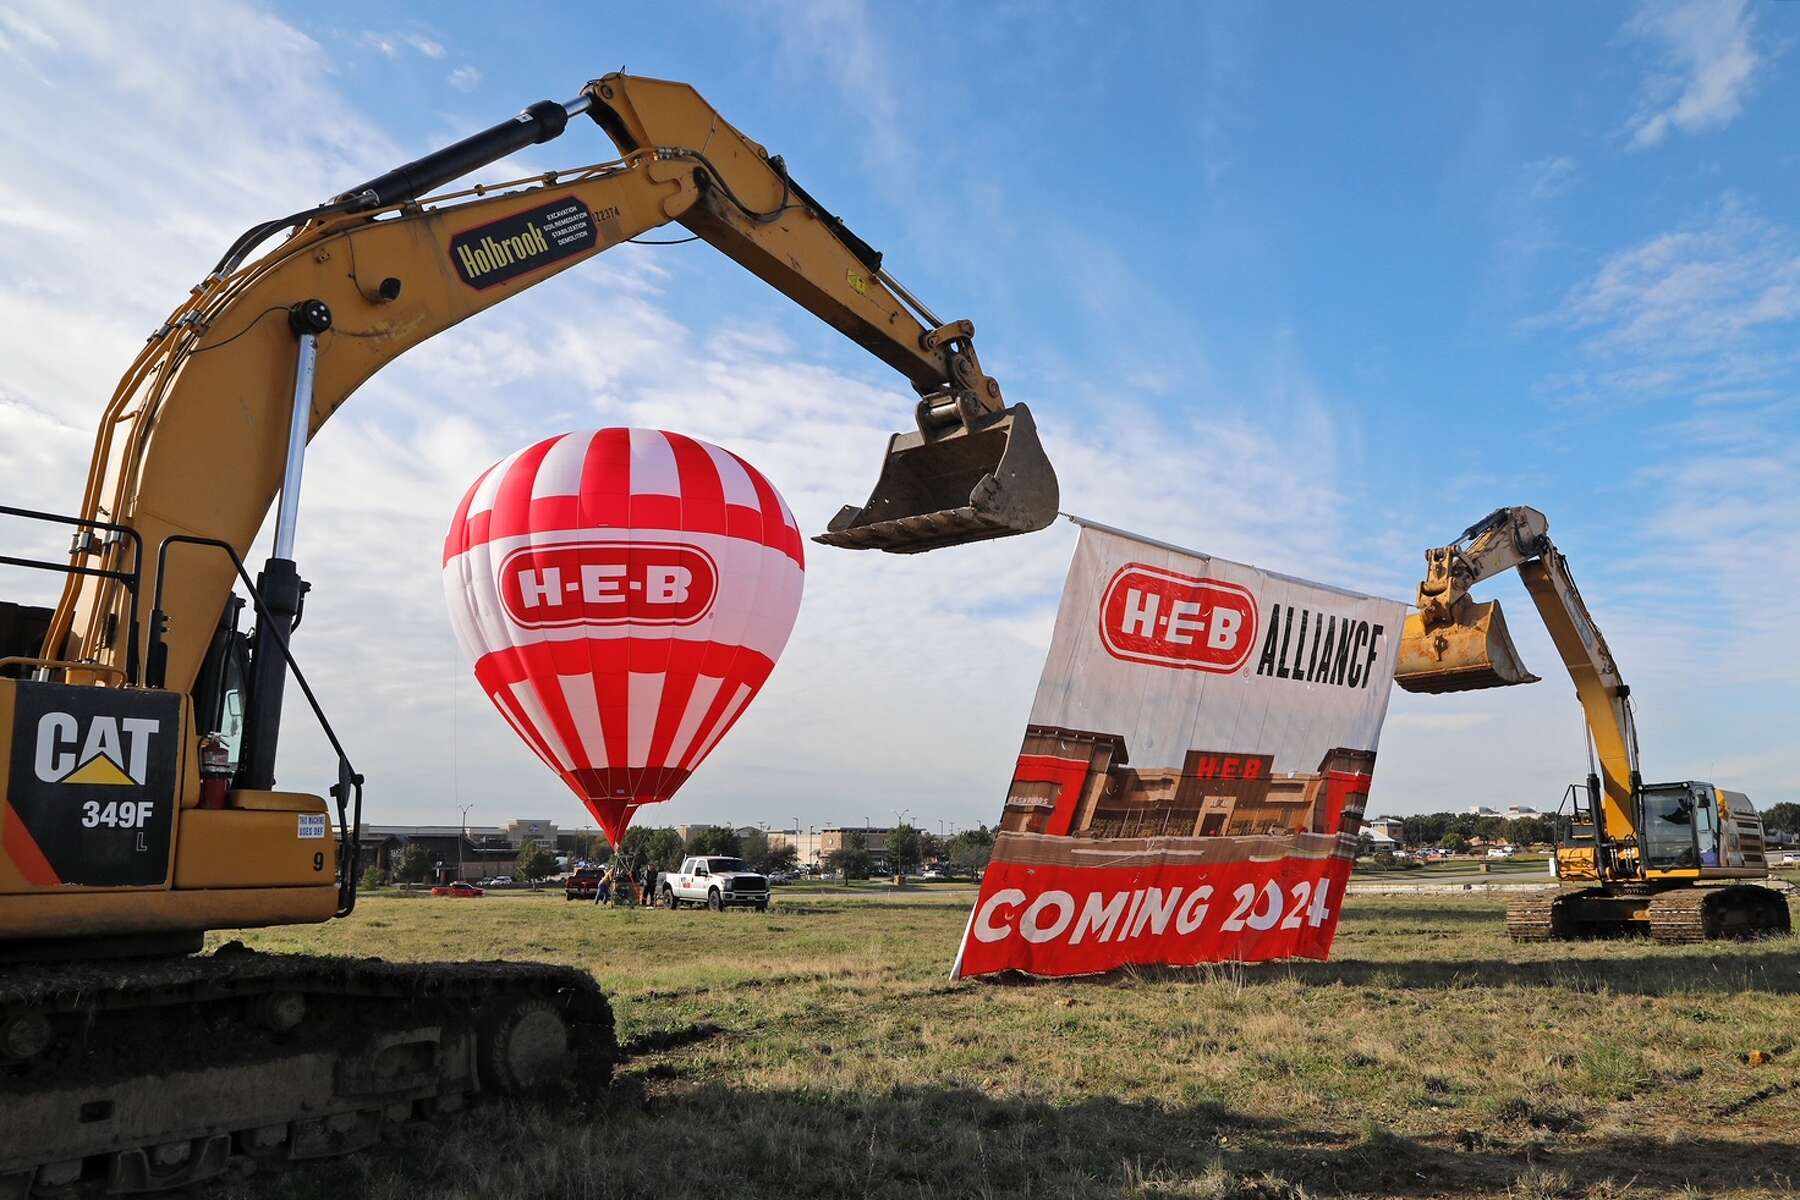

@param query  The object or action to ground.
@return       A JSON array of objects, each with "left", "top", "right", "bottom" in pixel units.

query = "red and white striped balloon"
[{"left": 443, "top": 428, "right": 805, "bottom": 843}]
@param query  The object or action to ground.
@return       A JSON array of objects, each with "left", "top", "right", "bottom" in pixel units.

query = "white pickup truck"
[{"left": 662, "top": 856, "right": 770, "bottom": 912}]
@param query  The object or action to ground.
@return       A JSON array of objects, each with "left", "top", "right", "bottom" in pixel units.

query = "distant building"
[
  {"left": 1467, "top": 805, "right": 1544, "bottom": 823},
  {"left": 761, "top": 827, "right": 894, "bottom": 868},
  {"left": 359, "top": 824, "right": 518, "bottom": 883},
  {"left": 769, "top": 828, "right": 826, "bottom": 866},
  {"left": 1362, "top": 816, "right": 1405, "bottom": 847},
  {"left": 505, "top": 818, "right": 559, "bottom": 848}
]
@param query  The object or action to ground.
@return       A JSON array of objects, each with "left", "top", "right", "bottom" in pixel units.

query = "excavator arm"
[
  {"left": 42, "top": 73, "right": 1058, "bottom": 708},
  {"left": 1395, "top": 506, "right": 1641, "bottom": 845}
]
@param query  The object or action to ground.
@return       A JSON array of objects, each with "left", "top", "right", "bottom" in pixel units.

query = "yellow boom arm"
[
  {"left": 43, "top": 73, "right": 1057, "bottom": 701},
  {"left": 1395, "top": 506, "right": 1641, "bottom": 841}
]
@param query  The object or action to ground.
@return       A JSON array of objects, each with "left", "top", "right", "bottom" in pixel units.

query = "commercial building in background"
[
  {"left": 1468, "top": 805, "right": 1544, "bottom": 821},
  {"left": 505, "top": 818, "right": 559, "bottom": 847},
  {"left": 1362, "top": 816, "right": 1406, "bottom": 847},
  {"left": 767, "top": 826, "right": 890, "bottom": 868},
  {"left": 359, "top": 825, "right": 519, "bottom": 882},
  {"left": 358, "top": 818, "right": 571, "bottom": 882}
]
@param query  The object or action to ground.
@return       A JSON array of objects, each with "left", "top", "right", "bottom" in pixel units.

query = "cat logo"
[{"left": 34, "top": 712, "right": 159, "bottom": 787}]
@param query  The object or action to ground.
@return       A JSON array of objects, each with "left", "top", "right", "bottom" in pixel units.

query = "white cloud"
[
  {"left": 1623, "top": 0, "right": 1765, "bottom": 149},
  {"left": 1519, "top": 187, "right": 1800, "bottom": 803},
  {"left": 767, "top": 0, "right": 910, "bottom": 177},
  {"left": 1549, "top": 196, "right": 1800, "bottom": 369},
  {"left": 1521, "top": 155, "right": 1576, "bottom": 203},
  {"left": 447, "top": 65, "right": 481, "bottom": 92},
  {"left": 358, "top": 30, "right": 445, "bottom": 60}
]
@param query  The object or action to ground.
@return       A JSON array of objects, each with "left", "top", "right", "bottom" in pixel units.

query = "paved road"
[{"left": 1354, "top": 868, "right": 1555, "bottom": 887}]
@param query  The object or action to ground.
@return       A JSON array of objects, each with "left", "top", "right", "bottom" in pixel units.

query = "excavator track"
[
  {"left": 1648, "top": 885, "right": 1794, "bottom": 944},
  {"left": 0, "top": 945, "right": 616, "bottom": 1197},
  {"left": 1506, "top": 888, "right": 1582, "bottom": 942}
]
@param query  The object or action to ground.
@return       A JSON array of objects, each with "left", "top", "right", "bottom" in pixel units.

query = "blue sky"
[{"left": 2, "top": 0, "right": 1795, "bottom": 832}]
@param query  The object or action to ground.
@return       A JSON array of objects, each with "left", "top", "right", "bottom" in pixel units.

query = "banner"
[{"left": 951, "top": 520, "right": 1406, "bottom": 979}]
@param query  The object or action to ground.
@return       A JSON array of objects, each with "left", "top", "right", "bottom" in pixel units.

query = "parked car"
[
  {"left": 430, "top": 881, "right": 484, "bottom": 898},
  {"left": 564, "top": 868, "right": 603, "bottom": 901},
  {"left": 1485, "top": 847, "right": 1516, "bottom": 859},
  {"left": 489, "top": 875, "right": 514, "bottom": 886},
  {"left": 662, "top": 856, "right": 769, "bottom": 911}
]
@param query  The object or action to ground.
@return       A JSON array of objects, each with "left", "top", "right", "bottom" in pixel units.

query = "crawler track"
[
  {"left": 1505, "top": 888, "right": 1583, "bottom": 941},
  {"left": 0, "top": 945, "right": 616, "bottom": 1196},
  {"left": 1507, "top": 884, "right": 1792, "bottom": 942},
  {"left": 1648, "top": 885, "right": 1792, "bottom": 944}
]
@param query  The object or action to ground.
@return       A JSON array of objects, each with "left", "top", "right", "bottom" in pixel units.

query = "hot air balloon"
[{"left": 442, "top": 428, "right": 805, "bottom": 843}]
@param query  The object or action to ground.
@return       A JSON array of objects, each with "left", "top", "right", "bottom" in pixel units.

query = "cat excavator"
[
  {"left": 0, "top": 73, "right": 1057, "bottom": 1193},
  {"left": 1395, "top": 506, "right": 1791, "bottom": 942}
]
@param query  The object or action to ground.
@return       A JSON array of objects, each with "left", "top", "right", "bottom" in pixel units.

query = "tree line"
[
  {"left": 1398, "top": 812, "right": 1564, "bottom": 850},
  {"left": 366, "top": 819, "right": 1005, "bottom": 889}
]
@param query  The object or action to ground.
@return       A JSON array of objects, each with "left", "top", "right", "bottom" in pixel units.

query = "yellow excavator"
[
  {"left": 0, "top": 73, "right": 1057, "bottom": 1192},
  {"left": 1396, "top": 506, "right": 1791, "bottom": 942}
]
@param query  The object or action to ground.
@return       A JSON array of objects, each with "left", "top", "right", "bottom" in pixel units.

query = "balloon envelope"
[{"left": 443, "top": 428, "right": 805, "bottom": 842}]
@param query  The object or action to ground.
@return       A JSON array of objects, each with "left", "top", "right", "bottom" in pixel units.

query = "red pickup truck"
[{"left": 564, "top": 868, "right": 603, "bottom": 901}]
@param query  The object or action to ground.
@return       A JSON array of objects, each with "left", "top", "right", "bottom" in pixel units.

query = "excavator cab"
[
  {"left": 815, "top": 401, "right": 1059, "bottom": 553},
  {"left": 1395, "top": 596, "right": 1540, "bottom": 693}
]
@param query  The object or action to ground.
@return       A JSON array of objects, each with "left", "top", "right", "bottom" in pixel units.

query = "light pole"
[{"left": 457, "top": 803, "right": 473, "bottom": 881}]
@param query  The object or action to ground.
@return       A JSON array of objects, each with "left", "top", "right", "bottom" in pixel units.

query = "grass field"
[{"left": 212, "top": 888, "right": 1800, "bottom": 1200}]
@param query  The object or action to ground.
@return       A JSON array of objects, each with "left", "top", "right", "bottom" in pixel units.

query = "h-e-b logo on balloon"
[{"left": 499, "top": 541, "right": 718, "bottom": 629}]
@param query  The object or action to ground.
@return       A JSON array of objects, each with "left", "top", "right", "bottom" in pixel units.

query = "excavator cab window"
[
  {"left": 218, "top": 686, "right": 246, "bottom": 772},
  {"left": 1640, "top": 786, "right": 1698, "bottom": 870},
  {"left": 1693, "top": 789, "right": 1721, "bottom": 867},
  {"left": 193, "top": 593, "right": 250, "bottom": 774}
]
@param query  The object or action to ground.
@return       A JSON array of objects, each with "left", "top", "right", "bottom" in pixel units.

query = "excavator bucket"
[
  {"left": 814, "top": 403, "right": 1059, "bottom": 553},
  {"left": 1395, "top": 598, "right": 1541, "bottom": 693}
]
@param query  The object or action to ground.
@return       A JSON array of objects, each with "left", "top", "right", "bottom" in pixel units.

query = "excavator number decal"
[
  {"left": 80, "top": 800, "right": 157, "bottom": 830},
  {"left": 6, "top": 682, "right": 178, "bottom": 887},
  {"left": 449, "top": 195, "right": 600, "bottom": 290}
]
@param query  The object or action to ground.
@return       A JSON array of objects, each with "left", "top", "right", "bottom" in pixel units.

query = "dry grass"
[{"left": 214, "top": 890, "right": 1800, "bottom": 1199}]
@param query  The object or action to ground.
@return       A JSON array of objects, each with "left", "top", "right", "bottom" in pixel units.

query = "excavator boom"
[
  {"left": 1395, "top": 505, "right": 1636, "bottom": 837},
  {"left": 43, "top": 73, "right": 1058, "bottom": 702}
]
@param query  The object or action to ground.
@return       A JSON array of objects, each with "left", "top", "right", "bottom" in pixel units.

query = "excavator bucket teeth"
[
  {"left": 1396, "top": 598, "right": 1540, "bottom": 693},
  {"left": 813, "top": 403, "right": 1058, "bottom": 554}
]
